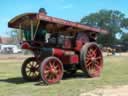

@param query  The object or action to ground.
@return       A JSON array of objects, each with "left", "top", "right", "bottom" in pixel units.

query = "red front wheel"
[
  {"left": 21, "top": 57, "right": 40, "bottom": 81},
  {"left": 40, "top": 57, "right": 64, "bottom": 84},
  {"left": 80, "top": 43, "right": 103, "bottom": 77}
]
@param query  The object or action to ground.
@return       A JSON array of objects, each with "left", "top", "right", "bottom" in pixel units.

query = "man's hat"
[{"left": 39, "top": 8, "right": 47, "bottom": 14}]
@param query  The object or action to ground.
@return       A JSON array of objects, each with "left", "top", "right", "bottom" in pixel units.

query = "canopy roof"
[{"left": 8, "top": 13, "right": 108, "bottom": 34}]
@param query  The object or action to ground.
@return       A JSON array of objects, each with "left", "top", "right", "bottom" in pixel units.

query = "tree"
[
  {"left": 9, "top": 29, "right": 21, "bottom": 44},
  {"left": 121, "top": 32, "right": 128, "bottom": 42},
  {"left": 80, "top": 9, "right": 126, "bottom": 45},
  {"left": 121, "top": 18, "right": 128, "bottom": 42},
  {"left": 122, "top": 18, "right": 128, "bottom": 29}
]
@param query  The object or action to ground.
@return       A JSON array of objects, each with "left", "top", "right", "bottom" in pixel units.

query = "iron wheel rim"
[
  {"left": 41, "top": 57, "right": 63, "bottom": 84},
  {"left": 85, "top": 44, "right": 103, "bottom": 77}
]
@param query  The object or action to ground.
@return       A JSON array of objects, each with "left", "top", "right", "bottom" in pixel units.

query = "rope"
[{"left": 34, "top": 20, "right": 40, "bottom": 39}]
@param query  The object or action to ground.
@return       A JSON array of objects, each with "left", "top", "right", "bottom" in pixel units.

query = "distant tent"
[
  {"left": 0, "top": 37, "right": 13, "bottom": 44},
  {"left": 0, "top": 37, "right": 2, "bottom": 43}
]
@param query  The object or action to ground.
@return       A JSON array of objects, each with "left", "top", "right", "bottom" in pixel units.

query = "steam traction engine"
[{"left": 8, "top": 9, "right": 108, "bottom": 84}]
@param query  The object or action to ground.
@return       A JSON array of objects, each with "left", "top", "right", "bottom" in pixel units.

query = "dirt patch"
[
  {"left": 80, "top": 85, "right": 128, "bottom": 96},
  {"left": 103, "top": 52, "right": 128, "bottom": 56},
  {"left": 0, "top": 54, "right": 32, "bottom": 60},
  {"left": 0, "top": 54, "right": 33, "bottom": 63}
]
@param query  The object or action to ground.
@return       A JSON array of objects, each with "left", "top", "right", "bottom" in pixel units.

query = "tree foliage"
[
  {"left": 10, "top": 29, "right": 21, "bottom": 44},
  {"left": 80, "top": 9, "right": 127, "bottom": 45},
  {"left": 121, "top": 32, "right": 128, "bottom": 42}
]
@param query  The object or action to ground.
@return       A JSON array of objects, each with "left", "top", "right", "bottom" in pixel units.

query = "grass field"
[{"left": 0, "top": 56, "right": 128, "bottom": 96}]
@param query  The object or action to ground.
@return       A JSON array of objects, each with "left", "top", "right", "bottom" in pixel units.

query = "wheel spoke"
[
  {"left": 35, "top": 71, "right": 39, "bottom": 75},
  {"left": 33, "top": 72, "right": 36, "bottom": 77},
  {"left": 45, "top": 65, "right": 50, "bottom": 70},
  {"left": 33, "top": 72, "right": 37, "bottom": 76},
  {"left": 53, "top": 75, "right": 57, "bottom": 80},
  {"left": 54, "top": 65, "right": 58, "bottom": 70},
  {"left": 51, "top": 74, "right": 56, "bottom": 80},
  {"left": 91, "top": 63, "right": 95, "bottom": 70},
  {"left": 32, "top": 61, "right": 34, "bottom": 66},
  {"left": 89, "top": 49, "right": 96, "bottom": 57},
  {"left": 26, "top": 65, "right": 31, "bottom": 69},
  {"left": 88, "top": 64, "right": 96, "bottom": 74},
  {"left": 28, "top": 71, "right": 32, "bottom": 76},
  {"left": 52, "top": 60, "right": 56, "bottom": 66},
  {"left": 44, "top": 70, "right": 50, "bottom": 74},
  {"left": 44, "top": 71, "right": 49, "bottom": 78},
  {"left": 49, "top": 74, "right": 53, "bottom": 80},
  {"left": 94, "top": 63, "right": 100, "bottom": 70},
  {"left": 35, "top": 64, "right": 39, "bottom": 68},
  {"left": 86, "top": 63, "right": 96, "bottom": 74},
  {"left": 96, "top": 56, "right": 102, "bottom": 60},
  {"left": 28, "top": 63, "right": 32, "bottom": 67},
  {"left": 26, "top": 70, "right": 30, "bottom": 73},
  {"left": 92, "top": 48, "right": 97, "bottom": 57},
  {"left": 33, "top": 62, "right": 36, "bottom": 67},
  {"left": 28, "top": 62, "right": 33, "bottom": 67},
  {"left": 55, "top": 63, "right": 59, "bottom": 69},
  {"left": 86, "top": 62, "right": 92, "bottom": 68},
  {"left": 92, "top": 51, "right": 97, "bottom": 57},
  {"left": 88, "top": 65, "right": 92, "bottom": 72},
  {"left": 86, "top": 57, "right": 91, "bottom": 61},
  {"left": 88, "top": 49, "right": 93, "bottom": 56},
  {"left": 32, "top": 62, "right": 35, "bottom": 67},
  {"left": 31, "top": 72, "right": 34, "bottom": 77},
  {"left": 95, "top": 61, "right": 101, "bottom": 69},
  {"left": 86, "top": 59, "right": 90, "bottom": 64},
  {"left": 49, "top": 61, "right": 53, "bottom": 67},
  {"left": 30, "top": 62, "right": 33, "bottom": 66}
]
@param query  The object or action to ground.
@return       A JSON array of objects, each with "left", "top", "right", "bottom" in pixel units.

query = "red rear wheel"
[
  {"left": 40, "top": 57, "right": 63, "bottom": 84},
  {"left": 80, "top": 43, "right": 103, "bottom": 77}
]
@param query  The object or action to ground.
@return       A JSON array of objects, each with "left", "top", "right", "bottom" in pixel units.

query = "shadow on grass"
[
  {"left": 63, "top": 72, "right": 88, "bottom": 80},
  {"left": 0, "top": 72, "right": 89, "bottom": 85},
  {"left": 0, "top": 77, "right": 49, "bottom": 86},
  {"left": 0, "top": 77, "right": 31, "bottom": 84},
  {"left": 35, "top": 72, "right": 89, "bottom": 86}
]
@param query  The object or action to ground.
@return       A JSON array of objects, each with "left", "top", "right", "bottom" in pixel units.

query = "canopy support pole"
[
  {"left": 34, "top": 20, "right": 40, "bottom": 39},
  {"left": 31, "top": 20, "right": 34, "bottom": 40},
  {"left": 19, "top": 24, "right": 22, "bottom": 41}
]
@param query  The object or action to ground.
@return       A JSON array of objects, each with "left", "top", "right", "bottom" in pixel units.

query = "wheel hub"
[
  {"left": 50, "top": 67, "right": 57, "bottom": 74},
  {"left": 30, "top": 67, "right": 37, "bottom": 72},
  {"left": 91, "top": 57, "right": 96, "bottom": 62}
]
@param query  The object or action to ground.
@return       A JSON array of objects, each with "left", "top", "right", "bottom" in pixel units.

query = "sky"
[{"left": 0, "top": 0, "right": 128, "bottom": 37}]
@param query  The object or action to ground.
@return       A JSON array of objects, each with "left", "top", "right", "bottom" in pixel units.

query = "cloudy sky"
[{"left": 0, "top": 0, "right": 128, "bottom": 36}]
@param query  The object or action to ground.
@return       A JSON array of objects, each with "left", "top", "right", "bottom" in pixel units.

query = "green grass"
[{"left": 0, "top": 56, "right": 128, "bottom": 96}]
